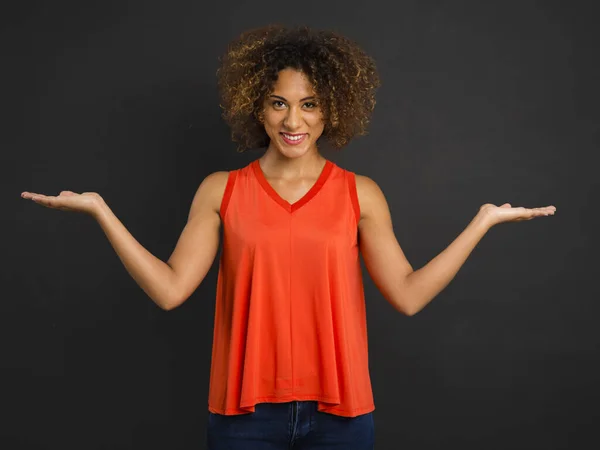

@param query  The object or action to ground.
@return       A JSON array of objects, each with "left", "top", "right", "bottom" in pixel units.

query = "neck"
[{"left": 259, "top": 146, "right": 326, "bottom": 179}]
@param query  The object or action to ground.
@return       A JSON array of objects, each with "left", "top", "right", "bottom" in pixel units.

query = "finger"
[
  {"left": 31, "top": 194, "right": 52, "bottom": 204},
  {"left": 529, "top": 208, "right": 554, "bottom": 217},
  {"left": 25, "top": 193, "right": 47, "bottom": 201},
  {"left": 32, "top": 195, "right": 62, "bottom": 208},
  {"left": 537, "top": 207, "right": 555, "bottom": 215}
]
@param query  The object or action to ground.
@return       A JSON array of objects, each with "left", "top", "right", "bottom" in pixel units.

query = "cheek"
[
  {"left": 311, "top": 115, "right": 325, "bottom": 130},
  {"left": 264, "top": 111, "right": 283, "bottom": 126},
  {"left": 314, "top": 111, "right": 325, "bottom": 125}
]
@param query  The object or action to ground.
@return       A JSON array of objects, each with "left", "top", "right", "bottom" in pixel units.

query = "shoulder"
[
  {"left": 354, "top": 173, "right": 389, "bottom": 225},
  {"left": 194, "top": 170, "right": 231, "bottom": 215},
  {"left": 354, "top": 173, "right": 379, "bottom": 192}
]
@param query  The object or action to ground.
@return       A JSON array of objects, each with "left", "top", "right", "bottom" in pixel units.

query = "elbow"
[
  {"left": 162, "top": 299, "right": 185, "bottom": 311},
  {"left": 401, "top": 305, "right": 418, "bottom": 317},
  {"left": 404, "top": 307, "right": 419, "bottom": 317},
  {"left": 393, "top": 273, "right": 418, "bottom": 316},
  {"left": 158, "top": 294, "right": 182, "bottom": 311},
  {"left": 392, "top": 299, "right": 414, "bottom": 316},
  {"left": 401, "top": 299, "right": 430, "bottom": 317},
  {"left": 394, "top": 298, "right": 420, "bottom": 317},
  {"left": 156, "top": 300, "right": 173, "bottom": 311},
  {"left": 160, "top": 281, "right": 186, "bottom": 311}
]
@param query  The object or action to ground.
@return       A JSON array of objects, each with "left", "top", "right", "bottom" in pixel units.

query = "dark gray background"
[{"left": 3, "top": 0, "right": 598, "bottom": 448}]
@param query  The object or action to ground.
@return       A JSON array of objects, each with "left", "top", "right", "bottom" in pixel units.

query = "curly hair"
[{"left": 216, "top": 24, "right": 381, "bottom": 152}]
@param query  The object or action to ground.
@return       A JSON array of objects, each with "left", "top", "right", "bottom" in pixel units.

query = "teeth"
[{"left": 283, "top": 134, "right": 304, "bottom": 141}]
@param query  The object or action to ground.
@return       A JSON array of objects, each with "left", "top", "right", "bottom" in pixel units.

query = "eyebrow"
[{"left": 269, "top": 95, "right": 317, "bottom": 102}]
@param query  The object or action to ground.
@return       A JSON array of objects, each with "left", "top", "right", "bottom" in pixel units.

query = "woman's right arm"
[{"left": 94, "top": 171, "right": 227, "bottom": 310}]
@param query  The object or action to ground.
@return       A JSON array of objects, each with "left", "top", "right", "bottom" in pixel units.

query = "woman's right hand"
[{"left": 21, "top": 190, "right": 103, "bottom": 218}]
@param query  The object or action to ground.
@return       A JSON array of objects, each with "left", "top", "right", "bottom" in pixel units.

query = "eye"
[
  {"left": 304, "top": 102, "right": 317, "bottom": 109},
  {"left": 272, "top": 100, "right": 286, "bottom": 108}
]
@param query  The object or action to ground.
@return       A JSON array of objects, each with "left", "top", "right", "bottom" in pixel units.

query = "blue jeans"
[{"left": 207, "top": 400, "right": 375, "bottom": 449}]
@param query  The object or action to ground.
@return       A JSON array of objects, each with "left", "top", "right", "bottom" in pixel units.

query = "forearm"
[
  {"left": 93, "top": 199, "right": 176, "bottom": 310},
  {"left": 404, "top": 212, "right": 491, "bottom": 315}
]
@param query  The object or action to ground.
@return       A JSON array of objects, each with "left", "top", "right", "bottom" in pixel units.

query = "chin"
[
  {"left": 278, "top": 145, "right": 313, "bottom": 158},
  {"left": 267, "top": 138, "right": 310, "bottom": 156}
]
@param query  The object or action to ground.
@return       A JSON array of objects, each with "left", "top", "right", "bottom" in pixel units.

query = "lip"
[{"left": 280, "top": 133, "right": 307, "bottom": 145}]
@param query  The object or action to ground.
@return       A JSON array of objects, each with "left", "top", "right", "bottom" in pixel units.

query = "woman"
[{"left": 21, "top": 25, "right": 555, "bottom": 450}]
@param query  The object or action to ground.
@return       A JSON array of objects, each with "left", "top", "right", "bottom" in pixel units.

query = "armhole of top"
[
  {"left": 346, "top": 171, "right": 361, "bottom": 226},
  {"left": 219, "top": 170, "right": 238, "bottom": 221}
]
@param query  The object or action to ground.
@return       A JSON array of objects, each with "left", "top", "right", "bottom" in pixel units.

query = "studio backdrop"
[{"left": 3, "top": 1, "right": 597, "bottom": 449}]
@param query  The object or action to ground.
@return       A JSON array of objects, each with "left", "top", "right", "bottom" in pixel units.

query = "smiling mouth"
[{"left": 280, "top": 133, "right": 307, "bottom": 145}]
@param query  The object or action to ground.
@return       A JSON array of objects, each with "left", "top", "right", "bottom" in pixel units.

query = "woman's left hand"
[{"left": 478, "top": 203, "right": 556, "bottom": 228}]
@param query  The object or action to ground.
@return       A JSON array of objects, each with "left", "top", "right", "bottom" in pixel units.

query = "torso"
[
  {"left": 262, "top": 177, "right": 320, "bottom": 205},
  {"left": 208, "top": 162, "right": 367, "bottom": 224}
]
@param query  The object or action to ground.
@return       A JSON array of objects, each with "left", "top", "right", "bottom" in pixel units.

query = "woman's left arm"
[{"left": 357, "top": 175, "right": 556, "bottom": 316}]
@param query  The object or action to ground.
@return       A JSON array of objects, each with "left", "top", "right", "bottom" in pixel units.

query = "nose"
[{"left": 283, "top": 106, "right": 302, "bottom": 130}]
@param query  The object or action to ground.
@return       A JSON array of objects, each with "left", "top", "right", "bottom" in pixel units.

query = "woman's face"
[{"left": 261, "top": 68, "right": 325, "bottom": 158}]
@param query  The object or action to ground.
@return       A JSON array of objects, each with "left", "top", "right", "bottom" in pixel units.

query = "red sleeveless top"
[{"left": 207, "top": 158, "right": 375, "bottom": 417}]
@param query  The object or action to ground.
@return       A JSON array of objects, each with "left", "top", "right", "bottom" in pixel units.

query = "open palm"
[
  {"left": 480, "top": 202, "right": 556, "bottom": 227},
  {"left": 21, "top": 190, "right": 102, "bottom": 217}
]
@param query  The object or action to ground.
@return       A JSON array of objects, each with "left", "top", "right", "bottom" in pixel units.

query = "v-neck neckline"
[{"left": 252, "top": 158, "right": 334, "bottom": 213}]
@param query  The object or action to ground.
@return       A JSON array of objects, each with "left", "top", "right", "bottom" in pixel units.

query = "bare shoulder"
[
  {"left": 189, "top": 170, "right": 230, "bottom": 221},
  {"left": 207, "top": 170, "right": 230, "bottom": 208},
  {"left": 354, "top": 173, "right": 389, "bottom": 225}
]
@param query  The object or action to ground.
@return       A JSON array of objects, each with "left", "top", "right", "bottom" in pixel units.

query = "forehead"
[{"left": 271, "top": 69, "right": 315, "bottom": 96}]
